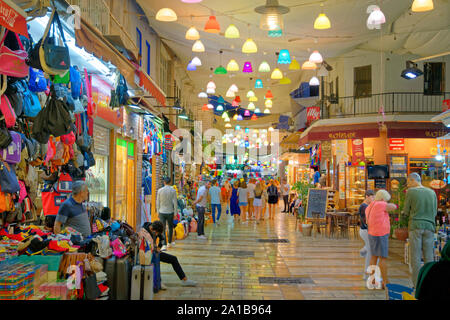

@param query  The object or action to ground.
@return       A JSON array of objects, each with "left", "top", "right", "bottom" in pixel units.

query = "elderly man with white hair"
[
  {"left": 365, "top": 189, "right": 397, "bottom": 289},
  {"left": 404, "top": 172, "right": 437, "bottom": 288},
  {"left": 193, "top": 180, "right": 210, "bottom": 240}
]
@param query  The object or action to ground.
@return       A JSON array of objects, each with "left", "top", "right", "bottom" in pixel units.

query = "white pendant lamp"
[
  {"left": 412, "top": 0, "right": 434, "bottom": 12},
  {"left": 309, "top": 76, "right": 320, "bottom": 86},
  {"left": 246, "top": 90, "right": 255, "bottom": 98},
  {"left": 185, "top": 26, "right": 200, "bottom": 40},
  {"left": 247, "top": 102, "right": 256, "bottom": 110},
  {"left": 366, "top": 5, "right": 386, "bottom": 30},
  {"left": 207, "top": 103, "right": 214, "bottom": 109},
  {"left": 258, "top": 61, "right": 271, "bottom": 72},
  {"left": 207, "top": 81, "right": 216, "bottom": 89},
  {"left": 229, "top": 84, "right": 239, "bottom": 92},
  {"left": 191, "top": 56, "right": 202, "bottom": 66},
  {"left": 226, "top": 90, "right": 235, "bottom": 98},
  {"left": 156, "top": 8, "right": 178, "bottom": 22},
  {"left": 198, "top": 91, "right": 208, "bottom": 98},
  {"left": 264, "top": 108, "right": 271, "bottom": 114},
  {"left": 309, "top": 50, "right": 323, "bottom": 63},
  {"left": 207, "top": 87, "right": 215, "bottom": 94},
  {"left": 192, "top": 40, "right": 205, "bottom": 52},
  {"left": 265, "top": 99, "right": 272, "bottom": 108}
]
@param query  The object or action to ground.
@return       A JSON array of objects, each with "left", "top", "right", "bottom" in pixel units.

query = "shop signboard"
[
  {"left": 321, "top": 141, "right": 332, "bottom": 160},
  {"left": 336, "top": 140, "right": 348, "bottom": 164},
  {"left": 389, "top": 138, "right": 405, "bottom": 151},
  {"left": 306, "top": 106, "right": 320, "bottom": 124},
  {"left": 430, "top": 180, "right": 446, "bottom": 189},
  {"left": 442, "top": 99, "right": 450, "bottom": 112},
  {"left": 305, "top": 188, "right": 328, "bottom": 219},
  {"left": 352, "top": 139, "right": 365, "bottom": 163},
  {"left": 0, "top": 0, "right": 28, "bottom": 38}
]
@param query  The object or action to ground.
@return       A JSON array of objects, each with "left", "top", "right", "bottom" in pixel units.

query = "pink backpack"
[
  {"left": 0, "top": 95, "right": 16, "bottom": 128},
  {"left": 0, "top": 30, "right": 29, "bottom": 78}
]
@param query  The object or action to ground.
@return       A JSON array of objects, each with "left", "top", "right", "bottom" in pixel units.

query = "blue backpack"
[
  {"left": 17, "top": 80, "right": 42, "bottom": 117},
  {"left": 28, "top": 67, "right": 47, "bottom": 92},
  {"left": 69, "top": 66, "right": 82, "bottom": 99}
]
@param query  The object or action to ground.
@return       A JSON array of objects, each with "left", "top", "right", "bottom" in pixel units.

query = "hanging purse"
[
  {"left": 0, "top": 131, "right": 21, "bottom": 164},
  {"left": 57, "top": 172, "right": 73, "bottom": 193},
  {"left": 0, "top": 30, "right": 29, "bottom": 78},
  {"left": 41, "top": 185, "right": 68, "bottom": 216},
  {"left": 0, "top": 94, "right": 16, "bottom": 128},
  {"left": 0, "top": 161, "right": 20, "bottom": 194},
  {"left": 37, "top": 9, "right": 70, "bottom": 75}
]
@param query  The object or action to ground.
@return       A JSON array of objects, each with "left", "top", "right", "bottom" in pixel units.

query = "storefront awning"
[
  {"left": 75, "top": 17, "right": 137, "bottom": 87},
  {"left": 299, "top": 123, "right": 380, "bottom": 146},
  {"left": 386, "top": 122, "right": 450, "bottom": 138},
  {"left": 281, "top": 131, "right": 303, "bottom": 148},
  {"left": 138, "top": 71, "right": 166, "bottom": 107}
]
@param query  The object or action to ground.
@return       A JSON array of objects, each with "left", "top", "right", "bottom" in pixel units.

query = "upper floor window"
[
  {"left": 146, "top": 41, "right": 151, "bottom": 76},
  {"left": 424, "top": 62, "right": 445, "bottom": 95},
  {"left": 136, "top": 27, "right": 142, "bottom": 67},
  {"left": 354, "top": 65, "right": 372, "bottom": 98}
]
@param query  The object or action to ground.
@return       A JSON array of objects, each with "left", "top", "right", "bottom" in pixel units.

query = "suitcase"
[
  {"left": 130, "top": 265, "right": 154, "bottom": 300},
  {"left": 103, "top": 256, "right": 131, "bottom": 300}
]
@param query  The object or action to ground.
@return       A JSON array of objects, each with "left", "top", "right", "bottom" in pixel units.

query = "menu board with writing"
[
  {"left": 306, "top": 189, "right": 328, "bottom": 219},
  {"left": 389, "top": 155, "right": 408, "bottom": 181}
]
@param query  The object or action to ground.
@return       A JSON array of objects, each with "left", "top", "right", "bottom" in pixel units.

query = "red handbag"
[
  {"left": 0, "top": 30, "right": 29, "bottom": 78},
  {"left": 57, "top": 172, "right": 73, "bottom": 193},
  {"left": 0, "top": 95, "right": 16, "bottom": 128},
  {"left": 42, "top": 187, "right": 68, "bottom": 216}
]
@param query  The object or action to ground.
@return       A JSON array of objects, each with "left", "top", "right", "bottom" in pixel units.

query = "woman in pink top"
[{"left": 365, "top": 189, "right": 397, "bottom": 289}]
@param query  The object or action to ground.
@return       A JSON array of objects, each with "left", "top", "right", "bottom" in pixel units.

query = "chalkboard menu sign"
[{"left": 306, "top": 189, "right": 328, "bottom": 219}]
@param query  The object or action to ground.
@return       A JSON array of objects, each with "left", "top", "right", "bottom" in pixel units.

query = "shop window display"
[
  {"left": 87, "top": 154, "right": 108, "bottom": 205},
  {"left": 346, "top": 165, "right": 366, "bottom": 208}
]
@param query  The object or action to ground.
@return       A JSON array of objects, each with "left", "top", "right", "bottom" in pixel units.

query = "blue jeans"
[
  {"left": 211, "top": 204, "right": 222, "bottom": 223},
  {"left": 409, "top": 228, "right": 435, "bottom": 287}
]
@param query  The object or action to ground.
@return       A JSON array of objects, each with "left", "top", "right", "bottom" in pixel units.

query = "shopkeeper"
[{"left": 54, "top": 181, "right": 91, "bottom": 237}]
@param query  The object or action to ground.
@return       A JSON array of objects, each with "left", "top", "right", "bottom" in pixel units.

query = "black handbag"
[
  {"left": 0, "top": 121, "right": 12, "bottom": 149},
  {"left": 83, "top": 273, "right": 102, "bottom": 300}
]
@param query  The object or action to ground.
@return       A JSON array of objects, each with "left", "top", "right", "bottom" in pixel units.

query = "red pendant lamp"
[
  {"left": 235, "top": 95, "right": 241, "bottom": 103},
  {"left": 265, "top": 90, "right": 274, "bottom": 99},
  {"left": 202, "top": 104, "right": 209, "bottom": 111},
  {"left": 251, "top": 114, "right": 258, "bottom": 121},
  {"left": 204, "top": 15, "right": 220, "bottom": 33}
]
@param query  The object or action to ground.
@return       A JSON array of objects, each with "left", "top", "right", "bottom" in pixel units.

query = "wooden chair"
[
  {"left": 348, "top": 212, "right": 360, "bottom": 239},
  {"left": 334, "top": 213, "right": 350, "bottom": 239},
  {"left": 311, "top": 212, "right": 327, "bottom": 237}
]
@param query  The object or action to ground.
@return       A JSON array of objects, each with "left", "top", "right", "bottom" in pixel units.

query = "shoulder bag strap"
[
  {"left": 42, "top": 9, "right": 56, "bottom": 43},
  {"left": 53, "top": 11, "right": 68, "bottom": 45}
]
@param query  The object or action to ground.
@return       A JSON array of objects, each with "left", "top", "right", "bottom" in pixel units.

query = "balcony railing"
[{"left": 321, "top": 92, "right": 450, "bottom": 119}]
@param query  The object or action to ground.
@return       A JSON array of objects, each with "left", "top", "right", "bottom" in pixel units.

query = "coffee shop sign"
[{"left": 328, "top": 132, "right": 357, "bottom": 139}]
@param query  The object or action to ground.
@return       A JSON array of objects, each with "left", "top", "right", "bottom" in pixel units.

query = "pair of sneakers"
[
  {"left": 198, "top": 235, "right": 207, "bottom": 240},
  {"left": 161, "top": 242, "right": 176, "bottom": 251}
]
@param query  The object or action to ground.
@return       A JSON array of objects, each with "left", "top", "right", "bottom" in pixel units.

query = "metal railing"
[{"left": 321, "top": 92, "right": 450, "bottom": 119}]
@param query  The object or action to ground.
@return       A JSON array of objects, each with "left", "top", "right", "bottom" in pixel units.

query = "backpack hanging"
[
  {"left": 28, "top": 67, "right": 48, "bottom": 93},
  {"left": 0, "top": 30, "right": 29, "bottom": 78}
]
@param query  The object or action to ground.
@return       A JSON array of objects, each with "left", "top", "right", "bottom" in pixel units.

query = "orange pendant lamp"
[{"left": 204, "top": 15, "right": 220, "bottom": 33}]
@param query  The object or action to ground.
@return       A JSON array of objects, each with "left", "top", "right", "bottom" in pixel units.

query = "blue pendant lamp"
[
  {"left": 255, "top": 79, "right": 263, "bottom": 88},
  {"left": 278, "top": 49, "right": 291, "bottom": 64}
]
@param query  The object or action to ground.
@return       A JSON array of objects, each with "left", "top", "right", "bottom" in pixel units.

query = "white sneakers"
[
  {"left": 198, "top": 235, "right": 207, "bottom": 240},
  {"left": 160, "top": 283, "right": 168, "bottom": 290},
  {"left": 171, "top": 242, "right": 176, "bottom": 246},
  {"left": 181, "top": 279, "right": 197, "bottom": 287},
  {"left": 161, "top": 245, "right": 167, "bottom": 251}
]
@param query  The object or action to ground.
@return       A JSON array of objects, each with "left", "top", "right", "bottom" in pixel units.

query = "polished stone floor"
[{"left": 154, "top": 205, "right": 412, "bottom": 300}]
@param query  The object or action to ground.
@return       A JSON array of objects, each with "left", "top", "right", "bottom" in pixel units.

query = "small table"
[{"left": 329, "top": 211, "right": 351, "bottom": 238}]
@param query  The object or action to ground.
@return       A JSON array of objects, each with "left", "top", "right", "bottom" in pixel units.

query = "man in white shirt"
[
  {"left": 247, "top": 178, "right": 256, "bottom": 219},
  {"left": 281, "top": 179, "right": 290, "bottom": 213},
  {"left": 193, "top": 181, "right": 210, "bottom": 240},
  {"left": 156, "top": 177, "right": 178, "bottom": 250}
]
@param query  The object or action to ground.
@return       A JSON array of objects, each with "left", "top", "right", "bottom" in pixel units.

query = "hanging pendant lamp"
[
  {"left": 254, "top": 107, "right": 261, "bottom": 113},
  {"left": 187, "top": 61, "right": 196, "bottom": 71},
  {"left": 247, "top": 90, "right": 255, "bottom": 98},
  {"left": 233, "top": 114, "right": 238, "bottom": 121},
  {"left": 255, "top": 79, "right": 263, "bottom": 88},
  {"left": 226, "top": 59, "right": 239, "bottom": 72},
  {"left": 207, "top": 81, "right": 216, "bottom": 89},
  {"left": 192, "top": 40, "right": 205, "bottom": 52},
  {"left": 242, "top": 39, "right": 258, "bottom": 53},
  {"left": 302, "top": 61, "right": 317, "bottom": 70},
  {"left": 249, "top": 96, "right": 258, "bottom": 102},
  {"left": 309, "top": 51, "right": 323, "bottom": 63},
  {"left": 244, "top": 110, "right": 251, "bottom": 117},
  {"left": 235, "top": 125, "right": 241, "bottom": 130},
  {"left": 309, "top": 76, "right": 320, "bottom": 86},
  {"left": 214, "top": 65, "right": 227, "bottom": 74},
  {"left": 367, "top": 5, "right": 386, "bottom": 30},
  {"left": 268, "top": 29, "right": 282, "bottom": 37},
  {"left": 235, "top": 96, "right": 241, "bottom": 103},
  {"left": 156, "top": 8, "right": 178, "bottom": 22},
  {"left": 289, "top": 58, "right": 300, "bottom": 70},
  {"left": 258, "top": 61, "right": 271, "bottom": 72},
  {"left": 412, "top": 0, "right": 434, "bottom": 12},
  {"left": 222, "top": 111, "right": 229, "bottom": 119},
  {"left": 216, "top": 104, "right": 224, "bottom": 111},
  {"left": 225, "top": 24, "right": 240, "bottom": 38},
  {"left": 251, "top": 114, "right": 258, "bottom": 121},
  {"left": 191, "top": 56, "right": 202, "bottom": 66},
  {"left": 206, "top": 87, "right": 215, "bottom": 94},
  {"left": 243, "top": 61, "right": 253, "bottom": 73},
  {"left": 255, "top": 0, "right": 290, "bottom": 31},
  {"left": 247, "top": 102, "right": 256, "bottom": 110},
  {"left": 226, "top": 90, "right": 235, "bottom": 98},
  {"left": 265, "top": 90, "right": 274, "bottom": 99},
  {"left": 264, "top": 108, "right": 271, "bottom": 114},
  {"left": 265, "top": 99, "right": 273, "bottom": 108},
  {"left": 271, "top": 68, "right": 283, "bottom": 79},
  {"left": 278, "top": 49, "right": 291, "bottom": 64},
  {"left": 207, "top": 103, "right": 214, "bottom": 109},
  {"left": 232, "top": 100, "right": 239, "bottom": 107},
  {"left": 237, "top": 114, "right": 243, "bottom": 121},
  {"left": 202, "top": 104, "right": 209, "bottom": 111},
  {"left": 217, "top": 96, "right": 225, "bottom": 104},
  {"left": 314, "top": 5, "right": 331, "bottom": 29},
  {"left": 204, "top": 16, "right": 220, "bottom": 33},
  {"left": 185, "top": 26, "right": 200, "bottom": 40},
  {"left": 198, "top": 91, "right": 208, "bottom": 98},
  {"left": 229, "top": 84, "right": 239, "bottom": 92},
  {"left": 225, "top": 123, "right": 232, "bottom": 128},
  {"left": 279, "top": 76, "right": 291, "bottom": 84}
]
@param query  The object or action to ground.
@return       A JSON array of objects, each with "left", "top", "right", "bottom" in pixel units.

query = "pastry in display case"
[{"left": 346, "top": 165, "right": 366, "bottom": 207}]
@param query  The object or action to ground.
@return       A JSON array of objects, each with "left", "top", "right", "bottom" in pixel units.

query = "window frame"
[
  {"left": 136, "top": 27, "right": 142, "bottom": 67},
  {"left": 353, "top": 65, "right": 372, "bottom": 99}
]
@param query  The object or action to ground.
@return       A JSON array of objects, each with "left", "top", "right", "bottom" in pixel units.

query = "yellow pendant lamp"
[
  {"left": 265, "top": 99, "right": 273, "bottom": 108},
  {"left": 224, "top": 24, "right": 240, "bottom": 38},
  {"left": 271, "top": 68, "right": 283, "bottom": 79},
  {"left": 249, "top": 96, "right": 258, "bottom": 102},
  {"left": 226, "top": 59, "right": 239, "bottom": 72},
  {"left": 242, "top": 38, "right": 258, "bottom": 53},
  {"left": 289, "top": 58, "right": 300, "bottom": 70},
  {"left": 412, "top": 0, "right": 434, "bottom": 12},
  {"left": 314, "top": 4, "right": 331, "bottom": 29},
  {"left": 185, "top": 26, "right": 200, "bottom": 40},
  {"left": 280, "top": 76, "right": 291, "bottom": 84},
  {"left": 302, "top": 61, "right": 317, "bottom": 70},
  {"left": 156, "top": 8, "right": 178, "bottom": 22}
]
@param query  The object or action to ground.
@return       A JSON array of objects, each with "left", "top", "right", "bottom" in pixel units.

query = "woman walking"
[
  {"left": 230, "top": 180, "right": 241, "bottom": 222},
  {"left": 220, "top": 181, "right": 231, "bottom": 219},
  {"left": 261, "top": 181, "right": 268, "bottom": 220},
  {"left": 365, "top": 189, "right": 397, "bottom": 289},
  {"left": 238, "top": 180, "right": 249, "bottom": 222},
  {"left": 267, "top": 180, "right": 279, "bottom": 220},
  {"left": 253, "top": 181, "right": 264, "bottom": 223}
]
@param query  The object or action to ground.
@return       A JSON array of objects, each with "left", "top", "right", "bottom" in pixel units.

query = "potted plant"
[{"left": 391, "top": 180, "right": 409, "bottom": 241}]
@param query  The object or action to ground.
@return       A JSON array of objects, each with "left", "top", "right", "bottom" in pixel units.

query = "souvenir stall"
[{"left": 0, "top": 3, "right": 140, "bottom": 301}]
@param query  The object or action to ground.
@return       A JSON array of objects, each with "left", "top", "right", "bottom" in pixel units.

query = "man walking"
[
  {"left": 156, "top": 177, "right": 178, "bottom": 251},
  {"left": 403, "top": 173, "right": 437, "bottom": 288},
  {"left": 208, "top": 180, "right": 222, "bottom": 225},
  {"left": 281, "top": 179, "right": 290, "bottom": 213},
  {"left": 193, "top": 181, "right": 210, "bottom": 240}
]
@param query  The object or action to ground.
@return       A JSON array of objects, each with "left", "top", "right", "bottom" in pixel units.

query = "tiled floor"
[{"left": 154, "top": 206, "right": 412, "bottom": 300}]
